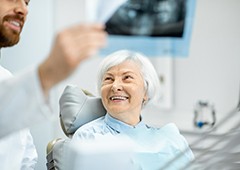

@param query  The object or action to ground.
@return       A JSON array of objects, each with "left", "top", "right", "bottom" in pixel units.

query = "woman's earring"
[{"left": 142, "top": 99, "right": 146, "bottom": 105}]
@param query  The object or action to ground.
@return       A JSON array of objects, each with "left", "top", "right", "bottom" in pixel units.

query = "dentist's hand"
[{"left": 38, "top": 23, "right": 107, "bottom": 95}]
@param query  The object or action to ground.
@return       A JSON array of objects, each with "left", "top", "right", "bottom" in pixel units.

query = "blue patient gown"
[{"left": 73, "top": 113, "right": 194, "bottom": 170}]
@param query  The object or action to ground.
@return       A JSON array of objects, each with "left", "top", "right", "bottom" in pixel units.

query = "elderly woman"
[{"left": 72, "top": 50, "right": 194, "bottom": 169}]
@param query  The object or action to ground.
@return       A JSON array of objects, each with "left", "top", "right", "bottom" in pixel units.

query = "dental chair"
[{"left": 46, "top": 85, "right": 106, "bottom": 170}]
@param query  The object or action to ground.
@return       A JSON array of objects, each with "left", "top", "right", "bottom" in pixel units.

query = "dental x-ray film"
[
  {"left": 104, "top": 0, "right": 186, "bottom": 37},
  {"left": 94, "top": 0, "right": 196, "bottom": 57}
]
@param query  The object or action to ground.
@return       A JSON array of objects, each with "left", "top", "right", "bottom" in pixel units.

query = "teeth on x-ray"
[{"left": 105, "top": 0, "right": 186, "bottom": 37}]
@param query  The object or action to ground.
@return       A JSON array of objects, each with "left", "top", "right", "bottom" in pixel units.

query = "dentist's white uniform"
[
  {"left": 0, "top": 66, "right": 53, "bottom": 138},
  {"left": 0, "top": 65, "right": 52, "bottom": 169}
]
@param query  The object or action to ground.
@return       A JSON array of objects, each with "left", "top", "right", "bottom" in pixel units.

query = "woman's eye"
[
  {"left": 104, "top": 77, "right": 113, "bottom": 81},
  {"left": 25, "top": 0, "right": 30, "bottom": 6},
  {"left": 124, "top": 75, "right": 133, "bottom": 80}
]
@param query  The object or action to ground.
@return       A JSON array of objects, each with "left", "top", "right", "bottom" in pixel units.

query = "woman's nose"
[{"left": 111, "top": 80, "right": 123, "bottom": 92}]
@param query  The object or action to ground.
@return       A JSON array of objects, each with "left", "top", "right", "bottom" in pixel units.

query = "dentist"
[{"left": 0, "top": 0, "right": 107, "bottom": 169}]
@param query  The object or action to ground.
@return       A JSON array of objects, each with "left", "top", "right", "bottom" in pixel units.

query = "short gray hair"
[{"left": 97, "top": 50, "right": 161, "bottom": 104}]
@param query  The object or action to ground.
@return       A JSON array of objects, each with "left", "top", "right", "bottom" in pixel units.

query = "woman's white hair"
[{"left": 97, "top": 50, "right": 161, "bottom": 104}]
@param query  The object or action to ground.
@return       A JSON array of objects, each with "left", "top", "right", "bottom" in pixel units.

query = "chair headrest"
[{"left": 59, "top": 85, "right": 106, "bottom": 137}]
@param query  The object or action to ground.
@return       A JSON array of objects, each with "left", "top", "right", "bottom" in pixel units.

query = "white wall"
[
  {"left": 144, "top": 0, "right": 240, "bottom": 131},
  {"left": 1, "top": 0, "right": 240, "bottom": 169}
]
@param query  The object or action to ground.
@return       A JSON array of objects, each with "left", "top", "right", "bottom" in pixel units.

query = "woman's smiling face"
[{"left": 101, "top": 60, "right": 148, "bottom": 125}]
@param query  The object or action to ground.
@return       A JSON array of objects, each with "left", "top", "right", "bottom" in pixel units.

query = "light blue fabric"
[{"left": 73, "top": 113, "right": 194, "bottom": 170}]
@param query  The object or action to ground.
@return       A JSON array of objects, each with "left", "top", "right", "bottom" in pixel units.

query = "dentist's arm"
[{"left": 0, "top": 23, "right": 107, "bottom": 138}]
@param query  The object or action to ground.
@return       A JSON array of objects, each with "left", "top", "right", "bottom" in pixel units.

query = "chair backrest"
[
  {"left": 46, "top": 85, "right": 106, "bottom": 170},
  {"left": 59, "top": 85, "right": 106, "bottom": 137}
]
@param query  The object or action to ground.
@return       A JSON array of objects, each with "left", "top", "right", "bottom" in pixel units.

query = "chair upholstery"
[
  {"left": 46, "top": 85, "right": 106, "bottom": 170},
  {"left": 46, "top": 138, "right": 70, "bottom": 170},
  {"left": 59, "top": 85, "right": 106, "bottom": 137}
]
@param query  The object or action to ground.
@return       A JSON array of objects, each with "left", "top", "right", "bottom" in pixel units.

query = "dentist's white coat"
[
  {"left": 0, "top": 66, "right": 53, "bottom": 138},
  {"left": 0, "top": 66, "right": 51, "bottom": 169}
]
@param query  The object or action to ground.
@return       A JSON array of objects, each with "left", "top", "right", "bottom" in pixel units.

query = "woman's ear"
[
  {"left": 143, "top": 96, "right": 148, "bottom": 102},
  {"left": 143, "top": 92, "right": 148, "bottom": 104}
]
